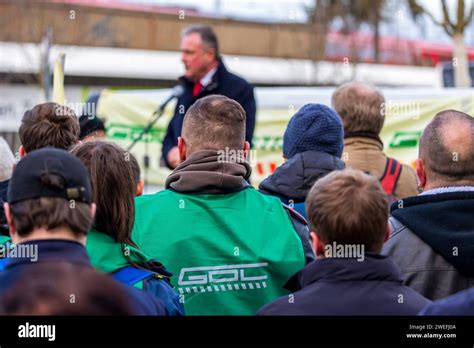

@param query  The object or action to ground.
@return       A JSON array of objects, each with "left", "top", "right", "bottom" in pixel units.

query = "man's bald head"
[
  {"left": 419, "top": 110, "right": 474, "bottom": 184},
  {"left": 181, "top": 95, "right": 246, "bottom": 155}
]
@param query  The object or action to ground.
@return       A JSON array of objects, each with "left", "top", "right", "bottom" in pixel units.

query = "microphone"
[{"left": 155, "top": 85, "right": 184, "bottom": 114}]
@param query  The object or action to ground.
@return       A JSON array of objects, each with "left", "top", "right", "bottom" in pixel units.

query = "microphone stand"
[
  {"left": 127, "top": 105, "right": 167, "bottom": 191},
  {"left": 127, "top": 106, "right": 166, "bottom": 152}
]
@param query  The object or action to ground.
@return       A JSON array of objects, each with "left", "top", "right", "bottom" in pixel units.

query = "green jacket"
[
  {"left": 0, "top": 235, "right": 10, "bottom": 246},
  {"left": 132, "top": 186, "right": 306, "bottom": 315},
  {"left": 86, "top": 228, "right": 155, "bottom": 289}
]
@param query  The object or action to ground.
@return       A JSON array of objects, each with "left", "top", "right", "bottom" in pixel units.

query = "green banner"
[{"left": 98, "top": 89, "right": 474, "bottom": 187}]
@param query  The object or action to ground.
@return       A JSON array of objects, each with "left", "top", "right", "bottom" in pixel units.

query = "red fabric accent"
[
  {"left": 380, "top": 158, "right": 402, "bottom": 195},
  {"left": 192, "top": 81, "right": 202, "bottom": 97}
]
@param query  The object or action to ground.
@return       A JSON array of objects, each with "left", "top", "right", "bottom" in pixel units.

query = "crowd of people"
[{"left": 0, "top": 78, "right": 473, "bottom": 316}]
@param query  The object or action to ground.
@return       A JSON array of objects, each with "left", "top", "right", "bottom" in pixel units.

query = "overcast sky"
[{"left": 125, "top": 0, "right": 473, "bottom": 46}]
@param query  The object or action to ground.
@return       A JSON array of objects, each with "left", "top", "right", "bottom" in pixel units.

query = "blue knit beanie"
[{"left": 283, "top": 103, "right": 344, "bottom": 159}]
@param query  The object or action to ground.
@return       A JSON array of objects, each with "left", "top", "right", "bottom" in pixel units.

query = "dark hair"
[
  {"left": 70, "top": 141, "right": 136, "bottom": 245},
  {"left": 419, "top": 109, "right": 474, "bottom": 182},
  {"left": 0, "top": 263, "right": 134, "bottom": 315},
  {"left": 19, "top": 102, "right": 80, "bottom": 152},
  {"left": 182, "top": 24, "right": 220, "bottom": 59},
  {"left": 9, "top": 197, "right": 93, "bottom": 238},
  {"left": 182, "top": 95, "right": 246, "bottom": 153},
  {"left": 129, "top": 153, "right": 141, "bottom": 186},
  {"left": 306, "top": 168, "right": 389, "bottom": 253}
]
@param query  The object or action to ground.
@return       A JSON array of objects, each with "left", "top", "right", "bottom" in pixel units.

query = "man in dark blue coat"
[
  {"left": 419, "top": 287, "right": 474, "bottom": 315},
  {"left": 0, "top": 148, "right": 167, "bottom": 315},
  {"left": 258, "top": 169, "right": 430, "bottom": 315},
  {"left": 162, "top": 25, "right": 256, "bottom": 169}
]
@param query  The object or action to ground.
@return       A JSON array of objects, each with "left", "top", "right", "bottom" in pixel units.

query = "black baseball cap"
[{"left": 7, "top": 147, "right": 92, "bottom": 204}]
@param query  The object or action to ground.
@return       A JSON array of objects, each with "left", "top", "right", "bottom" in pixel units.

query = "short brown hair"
[
  {"left": 182, "top": 95, "right": 246, "bottom": 153},
  {"left": 19, "top": 102, "right": 80, "bottom": 153},
  {"left": 9, "top": 197, "right": 93, "bottom": 238},
  {"left": 71, "top": 141, "right": 136, "bottom": 245},
  {"left": 306, "top": 168, "right": 389, "bottom": 253},
  {"left": 332, "top": 82, "right": 385, "bottom": 135},
  {"left": 419, "top": 109, "right": 474, "bottom": 182}
]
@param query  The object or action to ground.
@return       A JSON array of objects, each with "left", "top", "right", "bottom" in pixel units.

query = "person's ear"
[
  {"left": 416, "top": 159, "right": 426, "bottom": 190},
  {"left": 4, "top": 203, "right": 18, "bottom": 243},
  {"left": 136, "top": 179, "right": 145, "bottom": 197},
  {"left": 90, "top": 203, "right": 97, "bottom": 221},
  {"left": 384, "top": 223, "right": 390, "bottom": 243},
  {"left": 310, "top": 231, "right": 325, "bottom": 258},
  {"left": 243, "top": 141, "right": 250, "bottom": 159},
  {"left": 205, "top": 47, "right": 216, "bottom": 62},
  {"left": 19, "top": 145, "right": 26, "bottom": 158},
  {"left": 178, "top": 137, "right": 187, "bottom": 162}
]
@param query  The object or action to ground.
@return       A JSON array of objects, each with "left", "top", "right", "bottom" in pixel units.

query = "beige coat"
[{"left": 343, "top": 137, "right": 419, "bottom": 199}]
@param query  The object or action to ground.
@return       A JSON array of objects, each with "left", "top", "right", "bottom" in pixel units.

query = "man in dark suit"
[{"left": 162, "top": 25, "right": 256, "bottom": 169}]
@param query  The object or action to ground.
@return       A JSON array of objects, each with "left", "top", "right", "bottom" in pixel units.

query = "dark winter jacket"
[
  {"left": 0, "top": 240, "right": 167, "bottom": 315},
  {"left": 419, "top": 287, "right": 474, "bottom": 315},
  {"left": 259, "top": 150, "right": 344, "bottom": 219},
  {"left": 383, "top": 191, "right": 474, "bottom": 300},
  {"left": 258, "top": 253, "right": 430, "bottom": 315}
]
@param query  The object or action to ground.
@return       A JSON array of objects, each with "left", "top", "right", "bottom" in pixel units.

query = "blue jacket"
[
  {"left": 259, "top": 150, "right": 345, "bottom": 219},
  {"left": 258, "top": 254, "right": 430, "bottom": 315},
  {"left": 419, "top": 287, "right": 474, "bottom": 315},
  {"left": 0, "top": 240, "right": 167, "bottom": 315},
  {"left": 161, "top": 60, "right": 256, "bottom": 168}
]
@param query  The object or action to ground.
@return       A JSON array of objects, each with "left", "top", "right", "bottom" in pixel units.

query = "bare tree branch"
[
  {"left": 408, "top": 0, "right": 454, "bottom": 37},
  {"left": 441, "top": 0, "right": 455, "bottom": 30},
  {"left": 463, "top": 0, "right": 473, "bottom": 29}
]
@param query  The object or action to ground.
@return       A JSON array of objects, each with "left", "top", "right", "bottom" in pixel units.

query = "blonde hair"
[{"left": 332, "top": 82, "right": 385, "bottom": 135}]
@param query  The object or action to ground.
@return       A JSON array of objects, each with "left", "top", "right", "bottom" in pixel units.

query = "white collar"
[
  {"left": 419, "top": 186, "right": 474, "bottom": 196},
  {"left": 199, "top": 67, "right": 217, "bottom": 87}
]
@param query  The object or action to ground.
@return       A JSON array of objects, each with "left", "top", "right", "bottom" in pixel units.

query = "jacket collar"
[
  {"left": 4, "top": 239, "right": 91, "bottom": 270},
  {"left": 86, "top": 228, "right": 153, "bottom": 273},
  {"left": 299, "top": 253, "right": 403, "bottom": 288},
  {"left": 391, "top": 191, "right": 474, "bottom": 276},
  {"left": 391, "top": 190, "right": 474, "bottom": 213},
  {"left": 344, "top": 134, "right": 384, "bottom": 150},
  {"left": 259, "top": 150, "right": 345, "bottom": 202},
  {"left": 178, "top": 59, "right": 227, "bottom": 96},
  {"left": 166, "top": 149, "right": 251, "bottom": 194}
]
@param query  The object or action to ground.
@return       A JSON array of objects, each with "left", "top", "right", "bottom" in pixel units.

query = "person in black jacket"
[
  {"left": 419, "top": 287, "right": 474, "bottom": 315},
  {"left": 0, "top": 148, "right": 167, "bottom": 316},
  {"left": 259, "top": 103, "right": 345, "bottom": 219},
  {"left": 258, "top": 169, "right": 430, "bottom": 316},
  {"left": 162, "top": 25, "right": 256, "bottom": 169},
  {"left": 382, "top": 110, "right": 474, "bottom": 300}
]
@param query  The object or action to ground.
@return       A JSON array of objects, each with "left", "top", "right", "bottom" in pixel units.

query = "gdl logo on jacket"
[{"left": 177, "top": 262, "right": 268, "bottom": 294}]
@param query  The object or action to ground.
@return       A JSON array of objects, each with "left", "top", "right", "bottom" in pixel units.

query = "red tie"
[{"left": 192, "top": 81, "right": 202, "bottom": 97}]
